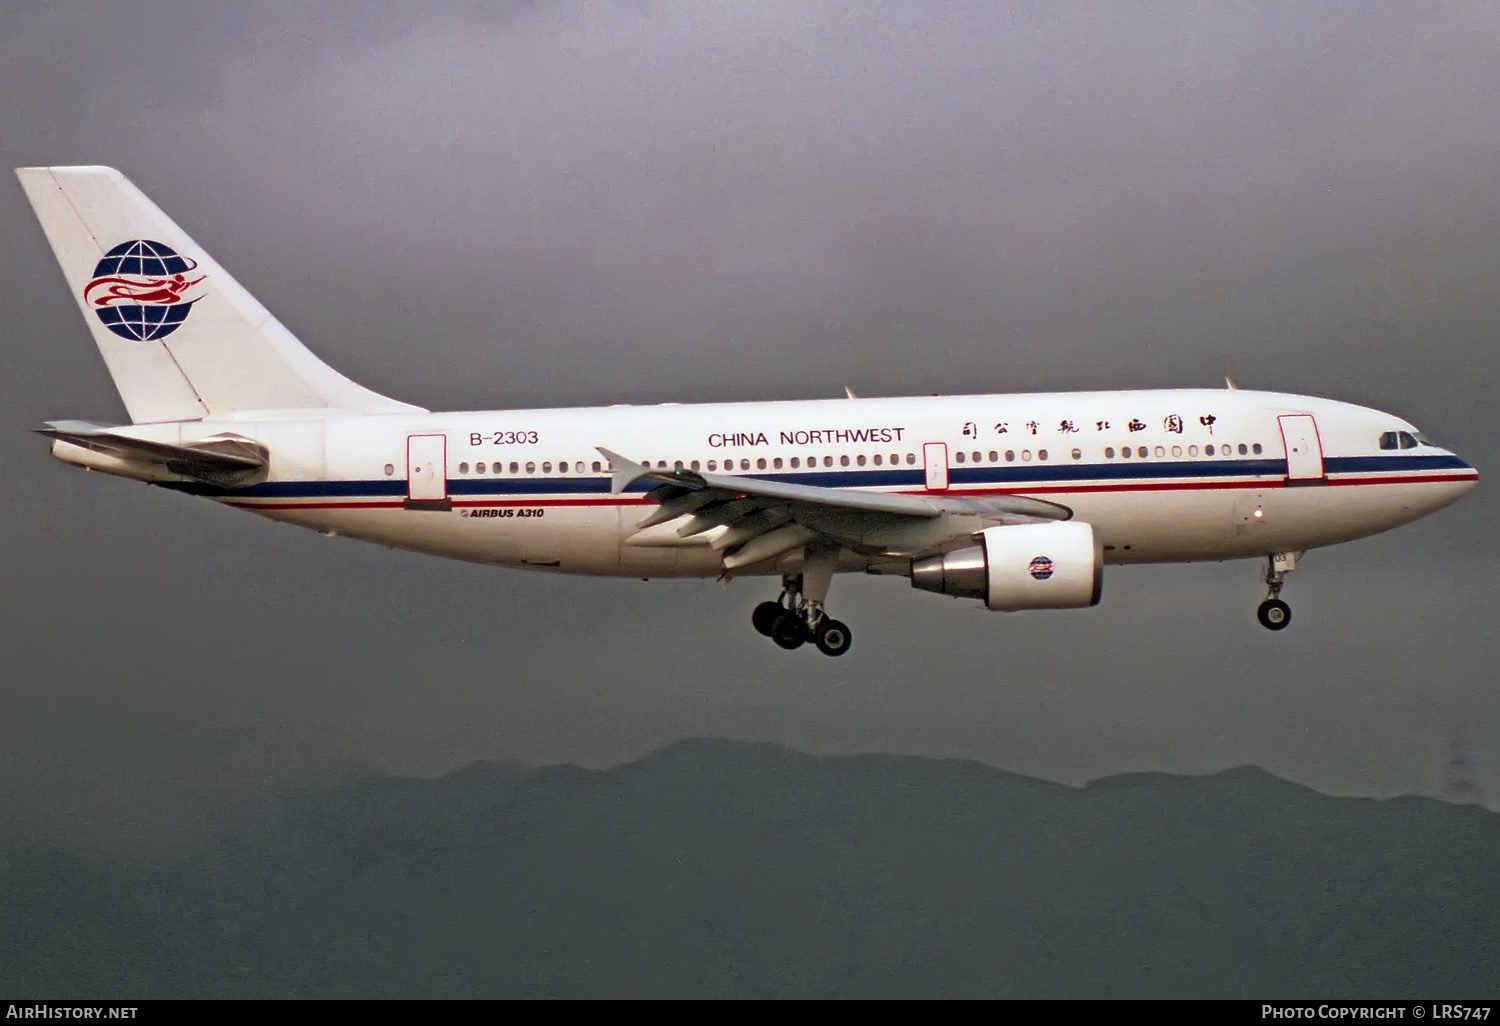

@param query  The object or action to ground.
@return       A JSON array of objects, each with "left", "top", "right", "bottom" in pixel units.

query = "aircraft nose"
[{"left": 1449, "top": 452, "right": 1479, "bottom": 493}]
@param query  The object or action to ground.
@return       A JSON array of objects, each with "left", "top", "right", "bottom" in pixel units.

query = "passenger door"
[
  {"left": 923, "top": 442, "right": 949, "bottom": 491},
  {"left": 405, "top": 433, "right": 452, "bottom": 510},
  {"left": 1278, "top": 415, "right": 1325, "bottom": 483}
]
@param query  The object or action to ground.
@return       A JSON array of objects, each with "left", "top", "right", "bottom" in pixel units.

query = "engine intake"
[{"left": 911, "top": 522, "right": 1103, "bottom": 611}]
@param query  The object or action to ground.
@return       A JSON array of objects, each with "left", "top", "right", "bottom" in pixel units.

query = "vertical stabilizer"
[{"left": 16, "top": 165, "right": 422, "bottom": 423}]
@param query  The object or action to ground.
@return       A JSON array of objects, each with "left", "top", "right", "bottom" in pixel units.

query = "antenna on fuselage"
[
  {"left": 1225, "top": 377, "right": 1239, "bottom": 390},
  {"left": 843, "top": 386, "right": 859, "bottom": 399}
]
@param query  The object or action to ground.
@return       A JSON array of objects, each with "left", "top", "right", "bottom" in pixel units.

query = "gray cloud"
[{"left": 1, "top": 1, "right": 1497, "bottom": 842}]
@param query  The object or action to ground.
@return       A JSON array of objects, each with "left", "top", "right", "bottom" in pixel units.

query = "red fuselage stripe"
[{"left": 219, "top": 471, "right": 1475, "bottom": 512}]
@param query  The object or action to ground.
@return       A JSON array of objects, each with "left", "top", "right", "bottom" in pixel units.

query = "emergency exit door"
[
  {"left": 405, "top": 434, "right": 452, "bottom": 510},
  {"left": 924, "top": 442, "right": 949, "bottom": 491},
  {"left": 1278, "top": 415, "right": 1325, "bottom": 483}
]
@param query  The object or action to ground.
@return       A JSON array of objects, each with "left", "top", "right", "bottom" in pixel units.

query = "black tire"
[
  {"left": 771, "top": 612, "right": 807, "bottom": 650},
  {"left": 814, "top": 619, "right": 853, "bottom": 657},
  {"left": 752, "top": 601, "right": 784, "bottom": 636},
  {"left": 1257, "top": 598, "right": 1292, "bottom": 631}
]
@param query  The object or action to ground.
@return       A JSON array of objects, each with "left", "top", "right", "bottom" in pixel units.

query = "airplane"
[{"left": 17, "top": 166, "right": 1479, "bottom": 657}]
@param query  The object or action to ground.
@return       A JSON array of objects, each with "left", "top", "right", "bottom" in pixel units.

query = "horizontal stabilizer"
[{"left": 37, "top": 420, "right": 268, "bottom": 485}]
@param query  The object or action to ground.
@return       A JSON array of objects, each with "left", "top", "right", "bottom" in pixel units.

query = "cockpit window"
[
  {"left": 1379, "top": 431, "right": 1399, "bottom": 450},
  {"left": 1398, "top": 431, "right": 1418, "bottom": 449},
  {"left": 1380, "top": 430, "right": 1421, "bottom": 450}
]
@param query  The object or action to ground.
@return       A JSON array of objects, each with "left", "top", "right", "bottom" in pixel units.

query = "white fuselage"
[{"left": 120, "top": 387, "right": 1475, "bottom": 580}]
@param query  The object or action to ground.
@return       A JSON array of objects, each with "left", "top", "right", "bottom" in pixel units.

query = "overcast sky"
[{"left": 2, "top": 1, "right": 1497, "bottom": 845}]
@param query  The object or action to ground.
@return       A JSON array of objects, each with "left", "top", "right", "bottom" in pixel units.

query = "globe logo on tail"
[{"left": 82, "top": 240, "right": 207, "bottom": 342}]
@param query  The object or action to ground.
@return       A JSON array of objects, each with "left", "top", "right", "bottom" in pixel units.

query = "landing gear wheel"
[
  {"left": 752, "top": 601, "right": 784, "bottom": 637},
  {"left": 1257, "top": 598, "right": 1292, "bottom": 631},
  {"left": 771, "top": 613, "right": 808, "bottom": 650},
  {"left": 814, "top": 619, "right": 853, "bottom": 657}
]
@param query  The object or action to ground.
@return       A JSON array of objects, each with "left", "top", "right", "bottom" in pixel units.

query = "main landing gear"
[
  {"left": 752, "top": 572, "right": 852, "bottom": 657},
  {"left": 1256, "top": 552, "right": 1297, "bottom": 631}
]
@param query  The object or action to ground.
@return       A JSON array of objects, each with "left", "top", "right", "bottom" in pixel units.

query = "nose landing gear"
[
  {"left": 1256, "top": 552, "right": 1298, "bottom": 631},
  {"left": 751, "top": 572, "right": 853, "bottom": 657}
]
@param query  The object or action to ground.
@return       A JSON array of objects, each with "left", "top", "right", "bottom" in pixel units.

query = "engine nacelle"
[{"left": 910, "top": 521, "right": 1103, "bottom": 611}]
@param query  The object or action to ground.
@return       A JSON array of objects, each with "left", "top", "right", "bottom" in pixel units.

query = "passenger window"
[
  {"left": 773, "top": 458, "right": 784, "bottom": 469},
  {"left": 510, "top": 462, "right": 519, "bottom": 474},
  {"left": 1071, "top": 448, "right": 1082, "bottom": 460},
  {"left": 1153, "top": 446, "right": 1165, "bottom": 458},
  {"left": 543, "top": 462, "right": 553, "bottom": 473},
  {"left": 790, "top": 457, "right": 801, "bottom": 468},
  {"left": 1021, "top": 450, "right": 1032, "bottom": 462},
  {"left": 1105, "top": 447, "right": 1115, "bottom": 459},
  {"left": 871, "top": 454, "right": 881, "bottom": 466},
  {"left": 955, "top": 451, "right": 966, "bottom": 464},
  {"left": 1137, "top": 447, "right": 1148, "bottom": 458},
  {"left": 1252, "top": 444, "right": 1262, "bottom": 455},
  {"left": 1038, "top": 449, "right": 1048, "bottom": 461},
  {"left": 906, "top": 453, "right": 916, "bottom": 465},
  {"left": 459, "top": 462, "right": 469, "bottom": 474},
  {"left": 1205, "top": 444, "right": 1215, "bottom": 456},
  {"left": 690, "top": 460, "right": 700, "bottom": 471},
  {"left": 988, "top": 451, "right": 999, "bottom": 462},
  {"left": 757, "top": 458, "right": 767, "bottom": 470},
  {"left": 1121, "top": 446, "right": 1131, "bottom": 459},
  {"left": 825, "top": 456, "right": 834, "bottom": 468},
  {"left": 1005, "top": 450, "right": 1016, "bottom": 462},
  {"left": 1237, "top": 444, "right": 1247, "bottom": 455},
  {"left": 840, "top": 455, "right": 850, "bottom": 467},
  {"left": 1188, "top": 446, "right": 1199, "bottom": 457},
  {"left": 1170, "top": 446, "right": 1181, "bottom": 457},
  {"left": 707, "top": 460, "right": 717, "bottom": 471},
  {"left": 558, "top": 462, "right": 568, "bottom": 474},
  {"left": 1379, "top": 432, "right": 1399, "bottom": 450},
  {"left": 525, "top": 461, "right": 536, "bottom": 474},
  {"left": 972, "top": 451, "right": 981, "bottom": 463},
  {"left": 856, "top": 455, "right": 867, "bottom": 466}
]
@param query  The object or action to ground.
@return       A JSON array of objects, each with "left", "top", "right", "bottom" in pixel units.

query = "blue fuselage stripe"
[{"left": 166, "top": 453, "right": 1472, "bottom": 500}]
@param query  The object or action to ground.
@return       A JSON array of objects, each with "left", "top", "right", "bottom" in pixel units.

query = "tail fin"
[{"left": 16, "top": 166, "right": 422, "bottom": 423}]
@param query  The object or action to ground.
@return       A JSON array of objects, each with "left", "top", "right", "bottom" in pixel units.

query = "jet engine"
[{"left": 910, "top": 522, "right": 1103, "bottom": 611}]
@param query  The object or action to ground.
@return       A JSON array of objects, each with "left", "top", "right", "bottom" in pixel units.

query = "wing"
[{"left": 597, "top": 447, "right": 1071, "bottom": 571}]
